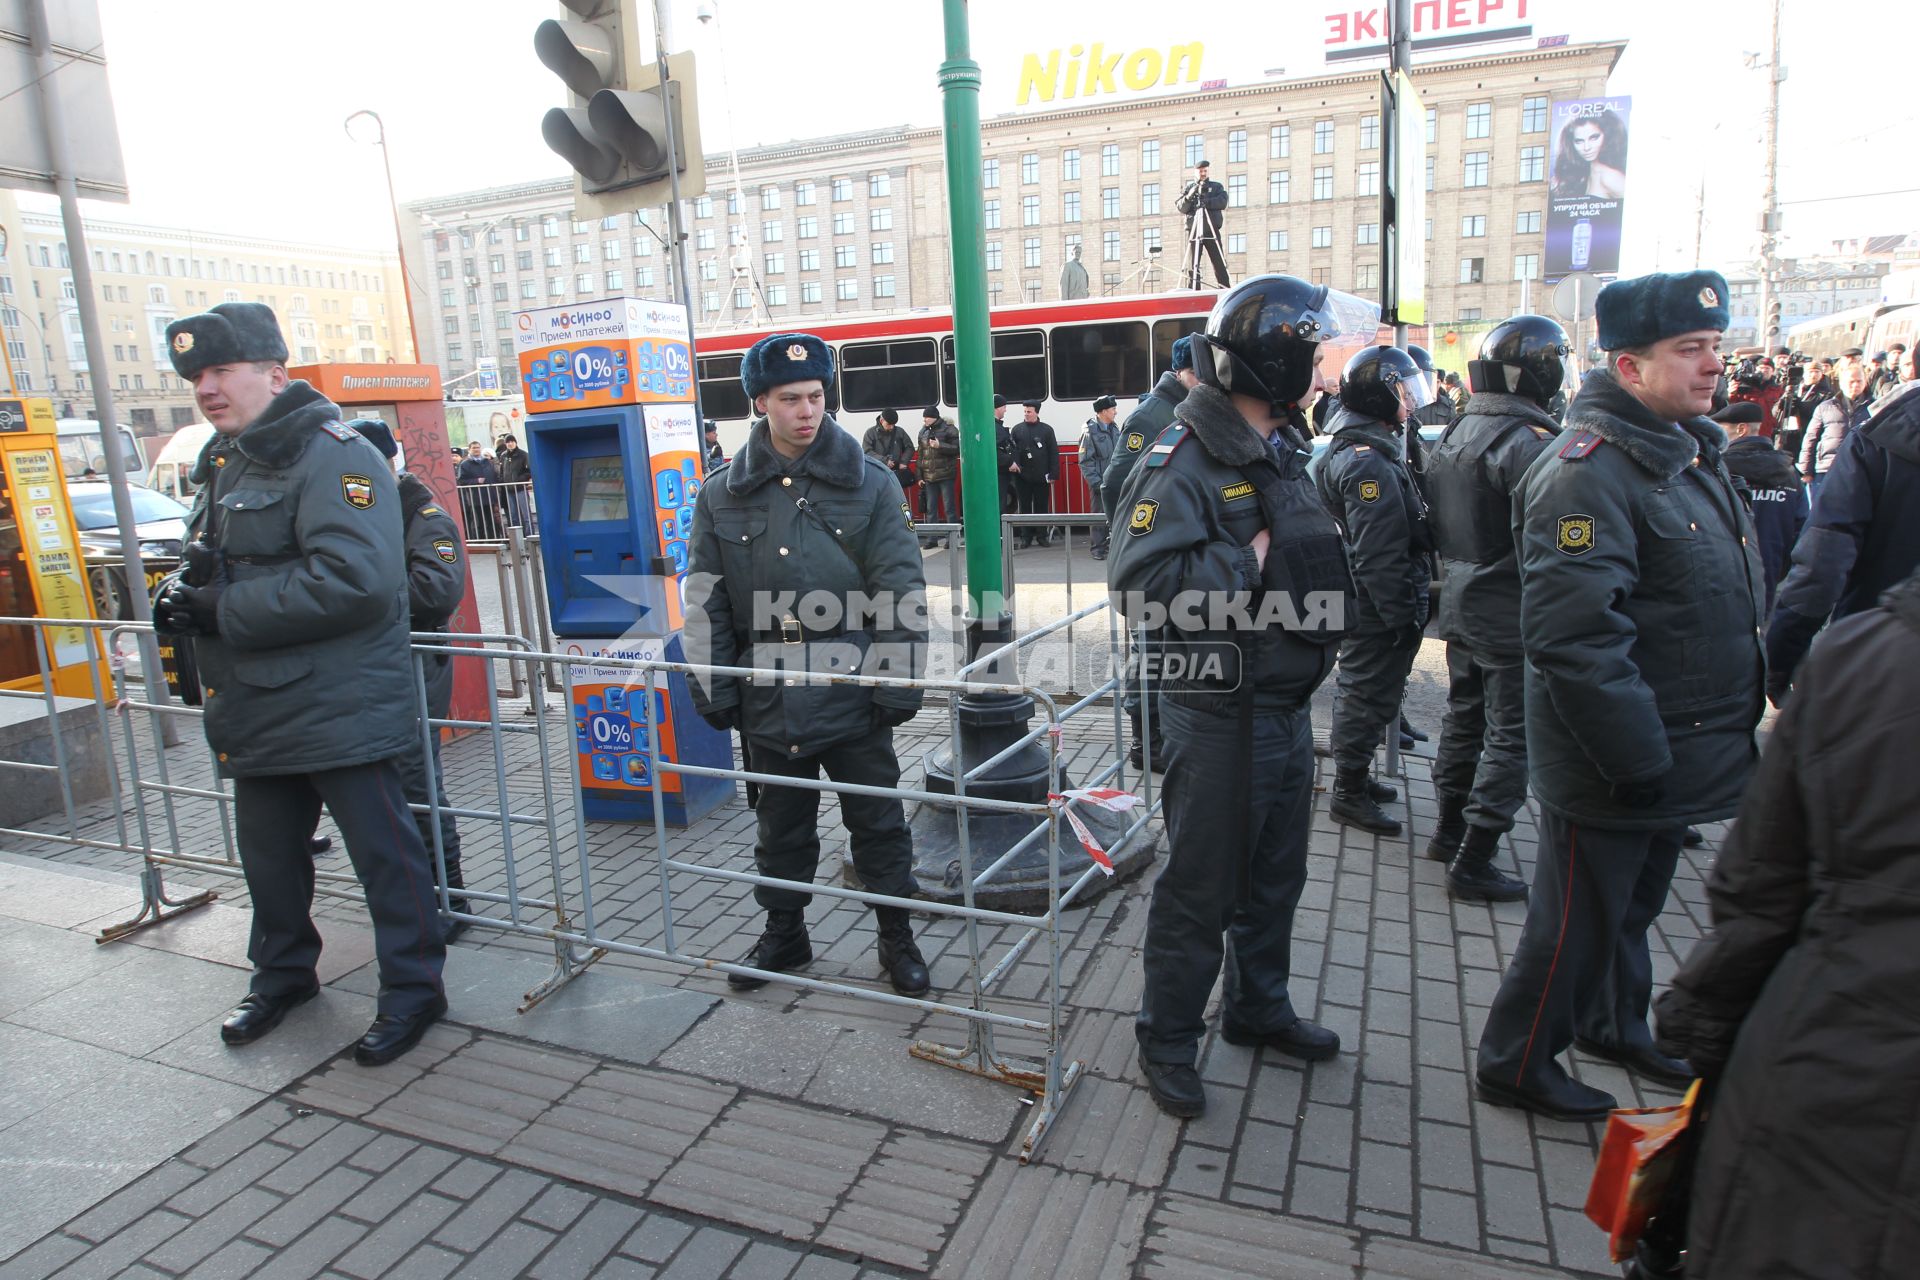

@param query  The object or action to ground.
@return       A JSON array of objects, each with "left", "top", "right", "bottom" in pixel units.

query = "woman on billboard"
[{"left": 1551, "top": 110, "right": 1628, "bottom": 200}]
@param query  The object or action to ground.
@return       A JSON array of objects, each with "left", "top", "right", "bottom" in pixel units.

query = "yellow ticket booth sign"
[{"left": 0, "top": 397, "right": 108, "bottom": 698}]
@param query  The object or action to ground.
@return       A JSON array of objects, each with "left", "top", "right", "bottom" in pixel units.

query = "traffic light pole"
[
  {"left": 1757, "top": 0, "right": 1783, "bottom": 350},
  {"left": 648, "top": 0, "right": 703, "bottom": 427}
]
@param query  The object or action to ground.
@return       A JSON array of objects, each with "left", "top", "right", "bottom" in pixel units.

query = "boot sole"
[
  {"left": 727, "top": 955, "right": 813, "bottom": 990},
  {"left": 1448, "top": 883, "right": 1529, "bottom": 904}
]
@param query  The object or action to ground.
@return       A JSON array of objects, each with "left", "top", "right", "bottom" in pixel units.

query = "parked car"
[{"left": 70, "top": 482, "right": 190, "bottom": 619}]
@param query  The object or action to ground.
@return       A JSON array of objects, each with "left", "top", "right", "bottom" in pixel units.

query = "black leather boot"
[
  {"left": 873, "top": 906, "right": 931, "bottom": 996},
  {"left": 1330, "top": 766, "right": 1401, "bottom": 836},
  {"left": 1425, "top": 791, "right": 1468, "bottom": 862},
  {"left": 728, "top": 909, "right": 812, "bottom": 990},
  {"left": 1448, "top": 826, "right": 1528, "bottom": 902},
  {"left": 1366, "top": 775, "right": 1399, "bottom": 803}
]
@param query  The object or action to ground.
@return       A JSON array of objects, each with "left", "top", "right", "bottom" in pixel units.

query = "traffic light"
[
  {"left": 1765, "top": 298, "right": 1783, "bottom": 344},
  {"left": 535, "top": 1, "right": 705, "bottom": 220}
]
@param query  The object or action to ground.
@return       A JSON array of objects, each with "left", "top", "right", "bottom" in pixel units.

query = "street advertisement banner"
[{"left": 1546, "top": 95, "right": 1631, "bottom": 280}]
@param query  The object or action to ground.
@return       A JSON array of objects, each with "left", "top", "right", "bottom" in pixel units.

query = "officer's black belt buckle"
[{"left": 781, "top": 616, "right": 803, "bottom": 645}]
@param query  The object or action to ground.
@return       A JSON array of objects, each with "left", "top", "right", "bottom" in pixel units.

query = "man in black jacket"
[
  {"left": 1475, "top": 271, "right": 1764, "bottom": 1122},
  {"left": 684, "top": 333, "right": 932, "bottom": 996},
  {"left": 992, "top": 394, "right": 1017, "bottom": 515},
  {"left": 1176, "top": 160, "right": 1230, "bottom": 289},
  {"left": 494, "top": 433, "right": 533, "bottom": 532},
  {"left": 1109, "top": 274, "right": 1365, "bottom": 1118},
  {"left": 1010, "top": 400, "right": 1059, "bottom": 547},
  {"left": 1424, "top": 316, "right": 1568, "bottom": 902},
  {"left": 1712, "top": 401, "right": 1806, "bottom": 613},
  {"left": 1315, "top": 346, "right": 1435, "bottom": 837}
]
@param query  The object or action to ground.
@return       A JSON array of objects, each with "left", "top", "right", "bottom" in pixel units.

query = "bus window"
[
  {"left": 1050, "top": 322, "right": 1151, "bottom": 401},
  {"left": 697, "top": 354, "right": 751, "bottom": 422},
  {"left": 1151, "top": 318, "right": 1207, "bottom": 376},
  {"left": 840, "top": 338, "right": 938, "bottom": 413},
  {"left": 940, "top": 329, "right": 1047, "bottom": 406}
]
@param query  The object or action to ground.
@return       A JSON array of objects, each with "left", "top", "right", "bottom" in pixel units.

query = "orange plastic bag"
[{"left": 1584, "top": 1079, "right": 1702, "bottom": 1262}]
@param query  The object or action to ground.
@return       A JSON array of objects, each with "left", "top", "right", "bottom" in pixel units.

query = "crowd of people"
[{"left": 451, "top": 432, "right": 534, "bottom": 540}]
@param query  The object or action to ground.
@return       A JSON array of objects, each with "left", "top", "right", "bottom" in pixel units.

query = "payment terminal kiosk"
[{"left": 517, "top": 298, "right": 732, "bottom": 826}]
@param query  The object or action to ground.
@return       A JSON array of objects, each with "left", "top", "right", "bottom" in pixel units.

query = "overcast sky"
[{"left": 35, "top": 0, "right": 1916, "bottom": 275}]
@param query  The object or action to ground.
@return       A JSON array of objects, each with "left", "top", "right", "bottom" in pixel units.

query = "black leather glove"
[
  {"left": 872, "top": 703, "right": 916, "bottom": 732},
  {"left": 698, "top": 705, "right": 741, "bottom": 733},
  {"left": 1610, "top": 777, "right": 1665, "bottom": 811},
  {"left": 1765, "top": 668, "right": 1793, "bottom": 710},
  {"left": 156, "top": 580, "right": 224, "bottom": 637}
]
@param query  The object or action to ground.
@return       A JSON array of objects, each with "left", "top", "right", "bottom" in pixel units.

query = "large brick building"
[{"left": 407, "top": 40, "right": 1623, "bottom": 390}]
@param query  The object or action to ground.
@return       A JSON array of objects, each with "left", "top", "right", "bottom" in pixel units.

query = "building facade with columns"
[{"left": 408, "top": 39, "right": 1623, "bottom": 390}]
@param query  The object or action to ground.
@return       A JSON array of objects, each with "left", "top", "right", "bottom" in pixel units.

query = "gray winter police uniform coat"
[
  {"left": 684, "top": 415, "right": 927, "bottom": 757},
  {"left": 1103, "top": 370, "right": 1186, "bottom": 514},
  {"left": 185, "top": 381, "right": 416, "bottom": 778},
  {"left": 1314, "top": 404, "right": 1432, "bottom": 635},
  {"left": 1514, "top": 370, "right": 1765, "bottom": 830}
]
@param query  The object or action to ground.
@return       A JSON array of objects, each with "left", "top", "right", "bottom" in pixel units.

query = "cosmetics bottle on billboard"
[{"left": 1571, "top": 219, "right": 1593, "bottom": 270}]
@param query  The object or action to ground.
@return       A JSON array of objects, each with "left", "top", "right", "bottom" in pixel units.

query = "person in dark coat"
[
  {"left": 1314, "top": 346, "right": 1436, "bottom": 838},
  {"left": 1712, "top": 400, "right": 1807, "bottom": 613},
  {"left": 1079, "top": 395, "right": 1121, "bottom": 559},
  {"left": 1474, "top": 271, "right": 1765, "bottom": 1123},
  {"left": 1799, "top": 354, "right": 1870, "bottom": 502},
  {"left": 683, "top": 333, "right": 932, "bottom": 996},
  {"left": 1653, "top": 567, "right": 1920, "bottom": 1280},
  {"left": 1010, "top": 400, "right": 1059, "bottom": 547},
  {"left": 992, "top": 394, "right": 1017, "bottom": 516},
  {"left": 1424, "top": 315, "right": 1568, "bottom": 903},
  {"left": 861, "top": 409, "right": 918, "bottom": 517},
  {"left": 154, "top": 303, "right": 446, "bottom": 1065},
  {"left": 454, "top": 440, "right": 501, "bottom": 540},
  {"left": 1765, "top": 381, "right": 1920, "bottom": 705},
  {"left": 703, "top": 420, "right": 725, "bottom": 474},
  {"left": 494, "top": 433, "right": 533, "bottom": 532},
  {"left": 915, "top": 406, "right": 960, "bottom": 537},
  {"left": 1174, "top": 160, "right": 1230, "bottom": 289}
]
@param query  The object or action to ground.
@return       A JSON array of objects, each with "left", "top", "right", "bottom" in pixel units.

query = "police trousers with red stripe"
[{"left": 1475, "top": 814, "right": 1682, "bottom": 1089}]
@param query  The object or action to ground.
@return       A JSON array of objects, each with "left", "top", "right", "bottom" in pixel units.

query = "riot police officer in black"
[
  {"left": 1315, "top": 347, "right": 1437, "bottom": 836},
  {"left": 1425, "top": 316, "right": 1570, "bottom": 902},
  {"left": 1109, "top": 274, "right": 1373, "bottom": 1118}
]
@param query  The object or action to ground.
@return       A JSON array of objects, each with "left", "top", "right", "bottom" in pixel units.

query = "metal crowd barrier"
[
  {"left": 0, "top": 607, "right": 1161, "bottom": 1161},
  {"left": 453, "top": 479, "right": 535, "bottom": 543}
]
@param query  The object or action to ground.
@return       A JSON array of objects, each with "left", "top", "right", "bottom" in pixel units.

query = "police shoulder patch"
[
  {"left": 1556, "top": 513, "right": 1595, "bottom": 555},
  {"left": 1220, "top": 480, "right": 1255, "bottom": 502},
  {"left": 1558, "top": 430, "right": 1603, "bottom": 460},
  {"left": 900, "top": 501, "right": 915, "bottom": 530},
  {"left": 433, "top": 538, "right": 457, "bottom": 564},
  {"left": 1128, "top": 498, "right": 1159, "bottom": 535},
  {"left": 1357, "top": 479, "right": 1381, "bottom": 502},
  {"left": 1352, "top": 444, "right": 1373, "bottom": 453},
  {"left": 320, "top": 420, "right": 360, "bottom": 442},
  {"left": 341, "top": 474, "right": 376, "bottom": 509},
  {"left": 1125, "top": 431, "right": 1144, "bottom": 452},
  {"left": 421, "top": 506, "right": 444, "bottom": 517},
  {"left": 1141, "top": 425, "right": 1187, "bottom": 469}
]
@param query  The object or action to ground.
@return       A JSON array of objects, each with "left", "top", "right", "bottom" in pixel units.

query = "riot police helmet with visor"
[
  {"left": 1467, "top": 313, "right": 1573, "bottom": 410},
  {"left": 1194, "top": 273, "right": 1381, "bottom": 414},
  {"left": 1340, "top": 346, "right": 1436, "bottom": 425}
]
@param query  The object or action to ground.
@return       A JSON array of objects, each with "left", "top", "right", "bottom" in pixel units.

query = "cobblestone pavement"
[{"left": 1, "top": 562, "right": 1713, "bottom": 1276}]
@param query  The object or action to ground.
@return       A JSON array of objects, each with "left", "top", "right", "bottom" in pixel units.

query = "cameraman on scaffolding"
[{"left": 1175, "top": 160, "right": 1230, "bottom": 290}]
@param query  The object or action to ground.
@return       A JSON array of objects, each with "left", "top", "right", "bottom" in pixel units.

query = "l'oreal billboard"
[{"left": 1545, "top": 96, "right": 1631, "bottom": 279}]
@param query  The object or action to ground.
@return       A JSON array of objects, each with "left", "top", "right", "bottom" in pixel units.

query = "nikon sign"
[{"left": 1016, "top": 42, "right": 1206, "bottom": 107}]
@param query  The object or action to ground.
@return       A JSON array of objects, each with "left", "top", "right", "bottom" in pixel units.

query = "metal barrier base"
[
  {"left": 518, "top": 942, "right": 609, "bottom": 1014},
  {"left": 909, "top": 1030, "right": 1085, "bottom": 1164},
  {"left": 95, "top": 864, "right": 217, "bottom": 944}
]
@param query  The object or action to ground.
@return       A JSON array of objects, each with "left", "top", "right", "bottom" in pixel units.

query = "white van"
[
  {"left": 56, "top": 419, "right": 146, "bottom": 482},
  {"left": 146, "top": 422, "right": 216, "bottom": 503}
]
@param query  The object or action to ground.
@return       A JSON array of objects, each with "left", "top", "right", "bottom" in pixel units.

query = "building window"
[
  {"left": 492, "top": 282, "right": 508, "bottom": 302},
  {"left": 764, "top": 252, "right": 785, "bottom": 274},
  {"left": 798, "top": 249, "right": 820, "bottom": 271},
  {"left": 1101, "top": 188, "right": 1120, "bottom": 219},
  {"left": 1459, "top": 308, "right": 1482, "bottom": 322},
  {"left": 984, "top": 200, "right": 1001, "bottom": 230},
  {"left": 1312, "top": 166, "right": 1333, "bottom": 200},
  {"left": 982, "top": 158, "right": 999, "bottom": 188},
  {"left": 1269, "top": 229, "right": 1290, "bottom": 252},
  {"left": 548, "top": 278, "right": 565, "bottom": 297},
  {"left": 1463, "top": 151, "right": 1490, "bottom": 187},
  {"left": 797, "top": 216, "right": 818, "bottom": 238},
  {"left": 695, "top": 228, "right": 716, "bottom": 250},
  {"left": 757, "top": 185, "right": 779, "bottom": 211},
  {"left": 1311, "top": 225, "right": 1332, "bottom": 249},
  {"left": 1141, "top": 183, "right": 1160, "bottom": 215},
  {"left": 605, "top": 269, "right": 624, "bottom": 290},
  {"left": 575, "top": 273, "right": 593, "bottom": 293},
  {"left": 1063, "top": 191, "right": 1081, "bottom": 222},
  {"left": 862, "top": 243, "right": 889, "bottom": 267},
  {"left": 1061, "top": 149, "right": 1079, "bottom": 181},
  {"left": 1021, "top": 152, "right": 1039, "bottom": 184},
  {"left": 1522, "top": 96, "right": 1548, "bottom": 133},
  {"left": 985, "top": 241, "right": 1003, "bottom": 271},
  {"left": 1356, "top": 222, "right": 1379, "bottom": 245},
  {"left": 1226, "top": 130, "right": 1246, "bottom": 164},
  {"left": 1269, "top": 171, "right": 1291, "bottom": 203},
  {"left": 1360, "top": 114, "right": 1382, "bottom": 149},
  {"left": 833, "top": 211, "right": 854, "bottom": 235},
  {"left": 872, "top": 275, "right": 895, "bottom": 298},
  {"left": 1184, "top": 133, "right": 1205, "bottom": 166},
  {"left": 1425, "top": 106, "right": 1437, "bottom": 144},
  {"left": 1103, "top": 231, "right": 1121, "bottom": 261},
  {"left": 1513, "top": 254, "right": 1541, "bottom": 281},
  {"left": 1142, "top": 139, "right": 1160, "bottom": 172},
  {"left": 1355, "top": 262, "right": 1379, "bottom": 290},
  {"left": 1356, "top": 161, "right": 1379, "bottom": 197},
  {"left": 1023, "top": 195, "right": 1041, "bottom": 226},
  {"left": 1313, "top": 120, "right": 1334, "bottom": 154},
  {"left": 1101, "top": 143, "right": 1121, "bottom": 177},
  {"left": 1466, "top": 102, "right": 1492, "bottom": 140},
  {"left": 573, "top": 243, "right": 592, "bottom": 264},
  {"left": 869, "top": 208, "right": 892, "bottom": 231},
  {"left": 761, "top": 220, "right": 783, "bottom": 242},
  {"left": 796, "top": 181, "right": 816, "bottom": 205},
  {"left": 1515, "top": 209, "right": 1542, "bottom": 234},
  {"left": 693, "top": 196, "right": 713, "bottom": 219},
  {"left": 520, "top": 281, "right": 537, "bottom": 300},
  {"left": 764, "top": 284, "right": 786, "bottom": 305},
  {"left": 869, "top": 171, "right": 890, "bottom": 198},
  {"left": 802, "top": 281, "right": 822, "bottom": 303},
  {"left": 1270, "top": 124, "right": 1291, "bottom": 159},
  {"left": 1227, "top": 233, "right": 1246, "bottom": 254},
  {"left": 1426, "top": 155, "right": 1436, "bottom": 191},
  {"left": 702, "top": 291, "right": 719, "bottom": 313},
  {"left": 1461, "top": 214, "right": 1487, "bottom": 237},
  {"left": 1024, "top": 238, "right": 1041, "bottom": 268},
  {"left": 1227, "top": 175, "right": 1247, "bottom": 207},
  {"left": 1311, "top": 267, "right": 1330, "bottom": 286},
  {"left": 1518, "top": 145, "right": 1546, "bottom": 183},
  {"left": 832, "top": 177, "right": 852, "bottom": 201},
  {"left": 1459, "top": 257, "right": 1485, "bottom": 284},
  {"left": 837, "top": 279, "right": 859, "bottom": 301},
  {"left": 835, "top": 245, "right": 857, "bottom": 269},
  {"left": 1143, "top": 228, "right": 1162, "bottom": 254}
]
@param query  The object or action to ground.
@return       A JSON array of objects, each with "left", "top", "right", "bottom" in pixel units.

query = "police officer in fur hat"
[
  {"left": 154, "top": 302, "right": 447, "bottom": 1064},
  {"left": 1474, "top": 271, "right": 1764, "bottom": 1122},
  {"left": 683, "top": 333, "right": 933, "bottom": 995}
]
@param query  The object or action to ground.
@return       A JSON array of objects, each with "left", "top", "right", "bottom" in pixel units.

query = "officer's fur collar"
[
  {"left": 1149, "top": 369, "right": 1188, "bottom": 407},
  {"left": 1565, "top": 369, "right": 1723, "bottom": 480},
  {"left": 725, "top": 414, "right": 865, "bottom": 494},
  {"left": 188, "top": 381, "right": 344, "bottom": 483},
  {"left": 1173, "top": 382, "right": 1304, "bottom": 464},
  {"left": 1889, "top": 567, "right": 1920, "bottom": 632},
  {"left": 1462, "top": 391, "right": 1560, "bottom": 430}
]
